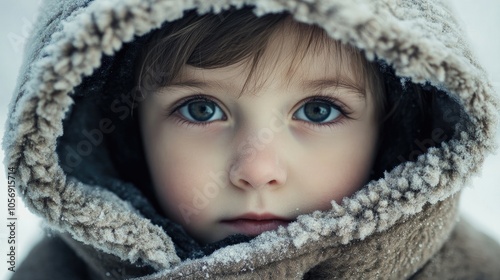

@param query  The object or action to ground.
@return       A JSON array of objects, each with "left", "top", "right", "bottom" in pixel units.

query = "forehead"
[{"left": 174, "top": 19, "right": 367, "bottom": 95}]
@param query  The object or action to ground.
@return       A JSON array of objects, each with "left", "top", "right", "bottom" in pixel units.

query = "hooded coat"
[{"left": 4, "top": 0, "right": 500, "bottom": 279}]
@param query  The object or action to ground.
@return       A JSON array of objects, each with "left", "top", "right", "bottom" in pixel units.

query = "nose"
[{"left": 229, "top": 143, "right": 287, "bottom": 190}]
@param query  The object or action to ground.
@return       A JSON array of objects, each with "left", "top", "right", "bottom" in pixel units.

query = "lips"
[{"left": 221, "top": 213, "right": 292, "bottom": 236}]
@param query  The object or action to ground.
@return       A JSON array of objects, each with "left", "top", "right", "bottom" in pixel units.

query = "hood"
[{"left": 3, "top": 0, "right": 499, "bottom": 279}]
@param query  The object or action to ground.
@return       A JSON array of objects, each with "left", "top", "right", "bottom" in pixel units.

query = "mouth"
[{"left": 220, "top": 213, "right": 292, "bottom": 236}]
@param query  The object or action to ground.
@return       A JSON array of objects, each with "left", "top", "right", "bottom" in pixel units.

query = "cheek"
[
  {"left": 148, "top": 144, "right": 195, "bottom": 222},
  {"left": 141, "top": 121, "right": 229, "bottom": 229},
  {"left": 143, "top": 128, "right": 211, "bottom": 221},
  {"left": 296, "top": 121, "right": 378, "bottom": 208}
]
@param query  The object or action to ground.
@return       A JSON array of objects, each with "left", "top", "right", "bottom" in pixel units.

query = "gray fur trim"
[
  {"left": 137, "top": 195, "right": 461, "bottom": 279},
  {"left": 3, "top": 0, "right": 498, "bottom": 271}
]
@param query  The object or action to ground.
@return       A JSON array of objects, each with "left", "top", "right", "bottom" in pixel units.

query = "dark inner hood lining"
[{"left": 55, "top": 12, "right": 471, "bottom": 262}]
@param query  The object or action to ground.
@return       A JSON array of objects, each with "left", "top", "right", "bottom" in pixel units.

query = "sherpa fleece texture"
[{"left": 4, "top": 0, "right": 500, "bottom": 279}]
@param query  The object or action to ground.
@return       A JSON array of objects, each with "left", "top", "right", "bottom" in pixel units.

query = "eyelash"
[
  {"left": 294, "top": 93, "right": 352, "bottom": 129},
  {"left": 167, "top": 93, "right": 352, "bottom": 129},
  {"left": 167, "top": 94, "right": 221, "bottom": 128}
]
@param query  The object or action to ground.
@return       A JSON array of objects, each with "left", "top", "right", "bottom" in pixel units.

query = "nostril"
[
  {"left": 229, "top": 153, "right": 287, "bottom": 190},
  {"left": 239, "top": 179, "right": 251, "bottom": 187}
]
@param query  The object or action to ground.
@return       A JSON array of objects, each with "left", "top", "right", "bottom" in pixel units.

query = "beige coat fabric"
[{"left": 4, "top": 0, "right": 500, "bottom": 279}]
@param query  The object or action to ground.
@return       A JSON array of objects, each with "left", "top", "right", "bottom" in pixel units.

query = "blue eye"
[
  {"left": 293, "top": 100, "right": 342, "bottom": 124},
  {"left": 171, "top": 95, "right": 347, "bottom": 128},
  {"left": 178, "top": 98, "right": 225, "bottom": 122}
]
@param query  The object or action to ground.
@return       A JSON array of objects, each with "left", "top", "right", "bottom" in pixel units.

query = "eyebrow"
[
  {"left": 167, "top": 80, "right": 212, "bottom": 89},
  {"left": 301, "top": 78, "right": 366, "bottom": 99},
  {"left": 162, "top": 77, "right": 366, "bottom": 99}
]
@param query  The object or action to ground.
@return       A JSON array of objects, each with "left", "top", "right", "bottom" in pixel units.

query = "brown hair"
[{"left": 134, "top": 7, "right": 386, "bottom": 119}]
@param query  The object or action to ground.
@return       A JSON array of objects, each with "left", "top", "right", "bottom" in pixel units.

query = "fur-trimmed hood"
[{"left": 4, "top": 0, "right": 500, "bottom": 279}]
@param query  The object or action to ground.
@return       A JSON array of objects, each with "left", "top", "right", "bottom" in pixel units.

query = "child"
[
  {"left": 136, "top": 11, "right": 384, "bottom": 245},
  {"left": 5, "top": 0, "right": 500, "bottom": 279}
]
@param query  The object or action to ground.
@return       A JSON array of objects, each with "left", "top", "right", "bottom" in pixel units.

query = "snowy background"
[{"left": 0, "top": 0, "right": 499, "bottom": 279}]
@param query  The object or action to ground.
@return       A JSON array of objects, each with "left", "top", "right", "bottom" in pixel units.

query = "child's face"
[{"left": 139, "top": 31, "right": 379, "bottom": 244}]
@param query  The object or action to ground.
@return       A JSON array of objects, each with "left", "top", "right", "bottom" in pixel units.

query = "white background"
[{"left": 0, "top": 1, "right": 499, "bottom": 279}]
